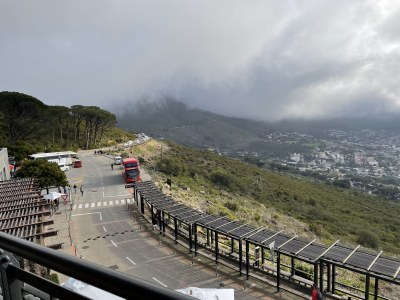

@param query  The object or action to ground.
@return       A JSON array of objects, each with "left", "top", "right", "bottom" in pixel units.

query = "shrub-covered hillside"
[{"left": 134, "top": 141, "right": 400, "bottom": 255}]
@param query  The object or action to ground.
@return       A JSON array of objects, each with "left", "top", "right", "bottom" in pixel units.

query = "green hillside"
[{"left": 136, "top": 141, "right": 400, "bottom": 255}]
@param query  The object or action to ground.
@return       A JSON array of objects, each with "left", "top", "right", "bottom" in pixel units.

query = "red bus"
[{"left": 122, "top": 158, "right": 141, "bottom": 183}]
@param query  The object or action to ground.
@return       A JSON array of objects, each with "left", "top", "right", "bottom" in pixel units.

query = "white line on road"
[
  {"left": 126, "top": 257, "right": 136, "bottom": 265},
  {"left": 115, "top": 200, "right": 119, "bottom": 205},
  {"left": 78, "top": 204, "right": 83, "bottom": 209},
  {"left": 103, "top": 226, "right": 107, "bottom": 232},
  {"left": 111, "top": 240, "right": 117, "bottom": 247},
  {"left": 120, "top": 199, "right": 125, "bottom": 204},
  {"left": 97, "top": 202, "right": 101, "bottom": 207},
  {"left": 85, "top": 203, "right": 89, "bottom": 208},
  {"left": 103, "top": 193, "right": 130, "bottom": 198},
  {"left": 152, "top": 277, "right": 167, "bottom": 287},
  {"left": 103, "top": 201, "right": 107, "bottom": 206},
  {"left": 73, "top": 205, "right": 76, "bottom": 210},
  {"left": 109, "top": 201, "right": 113, "bottom": 205},
  {"left": 72, "top": 212, "right": 103, "bottom": 221},
  {"left": 127, "top": 199, "right": 131, "bottom": 204}
]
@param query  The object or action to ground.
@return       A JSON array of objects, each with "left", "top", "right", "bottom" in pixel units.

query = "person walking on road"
[
  {"left": 80, "top": 185, "right": 84, "bottom": 196},
  {"left": 73, "top": 184, "right": 77, "bottom": 193},
  {"left": 111, "top": 163, "right": 114, "bottom": 170}
]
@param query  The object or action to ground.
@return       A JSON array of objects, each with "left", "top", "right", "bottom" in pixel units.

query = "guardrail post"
[
  {"left": 206, "top": 229, "right": 210, "bottom": 247},
  {"left": 174, "top": 218, "right": 178, "bottom": 243},
  {"left": 194, "top": 224, "right": 198, "bottom": 256},
  {"left": 215, "top": 232, "right": 219, "bottom": 264},
  {"left": 313, "top": 262, "right": 318, "bottom": 287},
  {"left": 327, "top": 262, "right": 331, "bottom": 292},
  {"left": 0, "top": 251, "right": 23, "bottom": 300},
  {"left": 319, "top": 260, "right": 324, "bottom": 292},
  {"left": 291, "top": 257, "right": 295, "bottom": 276},
  {"left": 189, "top": 225, "right": 193, "bottom": 253},
  {"left": 332, "top": 264, "right": 336, "bottom": 294}
]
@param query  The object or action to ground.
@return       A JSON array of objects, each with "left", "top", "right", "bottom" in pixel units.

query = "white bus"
[{"left": 29, "top": 151, "right": 78, "bottom": 166}]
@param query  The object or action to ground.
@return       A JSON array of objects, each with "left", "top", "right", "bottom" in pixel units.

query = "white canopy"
[
  {"left": 62, "top": 278, "right": 123, "bottom": 300},
  {"left": 43, "top": 192, "right": 67, "bottom": 201}
]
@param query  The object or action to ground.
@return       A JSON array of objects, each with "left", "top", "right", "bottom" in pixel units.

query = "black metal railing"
[{"left": 0, "top": 232, "right": 192, "bottom": 300}]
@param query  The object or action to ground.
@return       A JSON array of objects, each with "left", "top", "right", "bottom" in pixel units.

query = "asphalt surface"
[{"left": 46, "top": 151, "right": 304, "bottom": 300}]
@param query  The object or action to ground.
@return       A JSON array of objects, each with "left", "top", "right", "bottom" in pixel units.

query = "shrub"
[
  {"left": 209, "top": 170, "right": 234, "bottom": 188},
  {"left": 47, "top": 273, "right": 59, "bottom": 284},
  {"left": 156, "top": 157, "right": 185, "bottom": 176},
  {"left": 224, "top": 201, "right": 239, "bottom": 212},
  {"left": 357, "top": 230, "right": 379, "bottom": 249}
]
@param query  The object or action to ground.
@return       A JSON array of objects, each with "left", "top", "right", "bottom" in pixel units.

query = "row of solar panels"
[{"left": 134, "top": 181, "right": 400, "bottom": 282}]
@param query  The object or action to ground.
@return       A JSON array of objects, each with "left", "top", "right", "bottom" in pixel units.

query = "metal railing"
[{"left": 0, "top": 232, "right": 192, "bottom": 300}]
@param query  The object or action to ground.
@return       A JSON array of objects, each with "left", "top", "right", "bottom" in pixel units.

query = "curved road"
[{"left": 64, "top": 151, "right": 283, "bottom": 300}]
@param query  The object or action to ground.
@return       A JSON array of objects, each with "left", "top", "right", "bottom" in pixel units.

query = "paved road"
[{"left": 58, "top": 151, "right": 298, "bottom": 300}]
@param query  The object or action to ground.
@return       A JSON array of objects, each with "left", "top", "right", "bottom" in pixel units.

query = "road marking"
[
  {"left": 152, "top": 277, "right": 167, "bottom": 287},
  {"left": 127, "top": 199, "right": 131, "bottom": 204},
  {"left": 115, "top": 200, "right": 119, "bottom": 205},
  {"left": 103, "top": 193, "right": 130, "bottom": 198},
  {"left": 73, "top": 205, "right": 76, "bottom": 210},
  {"left": 109, "top": 201, "right": 113, "bottom": 206},
  {"left": 72, "top": 212, "right": 102, "bottom": 221},
  {"left": 103, "top": 201, "right": 107, "bottom": 206},
  {"left": 126, "top": 257, "right": 136, "bottom": 265},
  {"left": 97, "top": 202, "right": 101, "bottom": 207},
  {"left": 120, "top": 199, "right": 125, "bottom": 204},
  {"left": 78, "top": 204, "right": 83, "bottom": 209},
  {"left": 111, "top": 240, "right": 117, "bottom": 247},
  {"left": 103, "top": 226, "right": 107, "bottom": 232},
  {"left": 91, "top": 203, "right": 95, "bottom": 208},
  {"left": 85, "top": 203, "right": 89, "bottom": 208}
]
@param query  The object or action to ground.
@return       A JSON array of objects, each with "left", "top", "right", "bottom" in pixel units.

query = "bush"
[
  {"left": 357, "top": 230, "right": 379, "bottom": 249},
  {"left": 224, "top": 201, "right": 239, "bottom": 212},
  {"left": 210, "top": 170, "right": 234, "bottom": 188},
  {"left": 47, "top": 273, "right": 59, "bottom": 284},
  {"left": 156, "top": 157, "right": 185, "bottom": 176}
]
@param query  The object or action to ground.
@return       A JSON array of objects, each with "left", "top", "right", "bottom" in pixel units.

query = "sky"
[{"left": 1, "top": 0, "right": 400, "bottom": 121}]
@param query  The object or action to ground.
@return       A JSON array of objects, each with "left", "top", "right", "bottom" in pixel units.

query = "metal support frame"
[
  {"left": 291, "top": 257, "right": 295, "bottom": 276},
  {"left": 189, "top": 224, "right": 193, "bottom": 252},
  {"left": 277, "top": 251, "right": 281, "bottom": 292},
  {"left": 246, "top": 241, "right": 250, "bottom": 279},
  {"left": 313, "top": 262, "right": 318, "bottom": 286},
  {"left": 332, "top": 265, "right": 336, "bottom": 293},
  {"left": 319, "top": 260, "right": 324, "bottom": 291},
  {"left": 260, "top": 230, "right": 282, "bottom": 244},
  {"left": 239, "top": 240, "right": 243, "bottom": 275},
  {"left": 394, "top": 265, "right": 400, "bottom": 279},
  {"left": 326, "top": 263, "right": 331, "bottom": 292},
  {"left": 174, "top": 217, "right": 178, "bottom": 243},
  {"left": 215, "top": 232, "right": 219, "bottom": 264},
  {"left": 231, "top": 238, "right": 234, "bottom": 253},
  {"left": 365, "top": 273, "right": 370, "bottom": 300},
  {"left": 342, "top": 245, "right": 360, "bottom": 264},
  {"left": 374, "top": 277, "right": 379, "bottom": 300},
  {"left": 207, "top": 229, "right": 210, "bottom": 246},
  {"left": 194, "top": 224, "right": 198, "bottom": 255},
  {"left": 295, "top": 239, "right": 316, "bottom": 255},
  {"left": 367, "top": 251, "right": 383, "bottom": 271},
  {"left": 278, "top": 235, "right": 298, "bottom": 250}
]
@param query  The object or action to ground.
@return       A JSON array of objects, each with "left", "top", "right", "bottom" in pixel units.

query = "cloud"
[{"left": 1, "top": 0, "right": 399, "bottom": 121}]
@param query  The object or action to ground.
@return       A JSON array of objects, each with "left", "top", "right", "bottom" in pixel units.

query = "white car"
[
  {"left": 114, "top": 156, "right": 122, "bottom": 165},
  {"left": 60, "top": 165, "right": 69, "bottom": 172}
]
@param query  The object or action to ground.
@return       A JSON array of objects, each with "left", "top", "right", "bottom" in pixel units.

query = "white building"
[{"left": 0, "top": 148, "right": 11, "bottom": 181}]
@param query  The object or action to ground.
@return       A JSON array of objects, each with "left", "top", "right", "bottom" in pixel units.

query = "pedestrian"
[
  {"left": 63, "top": 186, "right": 67, "bottom": 194},
  {"left": 58, "top": 186, "right": 62, "bottom": 193},
  {"left": 152, "top": 214, "right": 158, "bottom": 230},
  {"left": 80, "top": 185, "right": 84, "bottom": 196},
  {"left": 312, "top": 283, "right": 323, "bottom": 300},
  {"left": 111, "top": 163, "right": 114, "bottom": 170},
  {"left": 73, "top": 184, "right": 77, "bottom": 193}
]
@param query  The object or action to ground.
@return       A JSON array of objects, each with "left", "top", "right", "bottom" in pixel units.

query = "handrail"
[{"left": 0, "top": 232, "right": 192, "bottom": 300}]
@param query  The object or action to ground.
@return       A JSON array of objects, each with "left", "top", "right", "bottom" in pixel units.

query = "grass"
[{"left": 131, "top": 140, "right": 400, "bottom": 255}]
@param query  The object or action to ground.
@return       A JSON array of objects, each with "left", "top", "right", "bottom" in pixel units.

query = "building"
[{"left": 0, "top": 148, "right": 10, "bottom": 181}]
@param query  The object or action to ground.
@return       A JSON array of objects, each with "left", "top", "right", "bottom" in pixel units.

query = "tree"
[
  {"left": 0, "top": 92, "right": 46, "bottom": 144},
  {"left": 16, "top": 160, "right": 68, "bottom": 191}
]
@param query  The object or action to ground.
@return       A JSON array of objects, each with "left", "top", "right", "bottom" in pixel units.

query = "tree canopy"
[{"left": 16, "top": 160, "right": 68, "bottom": 189}]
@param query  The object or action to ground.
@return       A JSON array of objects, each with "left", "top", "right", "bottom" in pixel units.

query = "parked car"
[
  {"left": 73, "top": 160, "right": 82, "bottom": 168},
  {"left": 60, "top": 164, "right": 69, "bottom": 172},
  {"left": 114, "top": 156, "right": 122, "bottom": 165}
]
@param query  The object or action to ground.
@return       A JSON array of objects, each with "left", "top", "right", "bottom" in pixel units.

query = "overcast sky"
[{"left": 1, "top": 0, "right": 399, "bottom": 121}]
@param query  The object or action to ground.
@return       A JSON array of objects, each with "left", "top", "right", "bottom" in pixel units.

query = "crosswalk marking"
[{"left": 72, "top": 199, "right": 135, "bottom": 210}]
